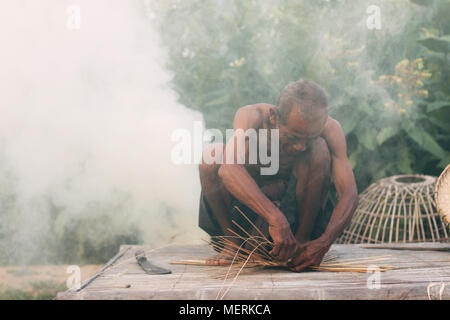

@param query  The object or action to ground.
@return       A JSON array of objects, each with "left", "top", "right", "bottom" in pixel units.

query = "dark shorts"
[{"left": 198, "top": 175, "right": 334, "bottom": 242}]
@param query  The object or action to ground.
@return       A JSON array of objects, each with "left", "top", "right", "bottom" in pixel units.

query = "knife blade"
[{"left": 135, "top": 249, "right": 172, "bottom": 275}]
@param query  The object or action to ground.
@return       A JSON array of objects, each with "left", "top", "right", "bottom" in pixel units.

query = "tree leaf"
[
  {"left": 203, "top": 94, "right": 229, "bottom": 108},
  {"left": 358, "top": 128, "right": 377, "bottom": 151},
  {"left": 404, "top": 126, "right": 447, "bottom": 159},
  {"left": 438, "top": 155, "right": 450, "bottom": 168},
  {"left": 348, "top": 151, "right": 357, "bottom": 168},
  {"left": 339, "top": 115, "right": 358, "bottom": 135},
  {"left": 428, "top": 117, "right": 450, "bottom": 133},
  {"left": 334, "top": 104, "right": 359, "bottom": 135},
  {"left": 410, "top": 0, "right": 434, "bottom": 6},
  {"left": 418, "top": 37, "right": 450, "bottom": 53},
  {"left": 427, "top": 100, "right": 450, "bottom": 112},
  {"left": 396, "top": 145, "right": 413, "bottom": 174},
  {"left": 376, "top": 127, "right": 399, "bottom": 145}
]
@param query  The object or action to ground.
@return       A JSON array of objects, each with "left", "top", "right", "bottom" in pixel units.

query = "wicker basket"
[
  {"left": 337, "top": 174, "right": 450, "bottom": 244},
  {"left": 435, "top": 164, "right": 450, "bottom": 226}
]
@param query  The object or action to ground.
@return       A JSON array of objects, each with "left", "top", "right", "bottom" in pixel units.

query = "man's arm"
[
  {"left": 218, "top": 106, "right": 297, "bottom": 261},
  {"left": 318, "top": 118, "right": 358, "bottom": 244},
  {"left": 289, "top": 117, "right": 358, "bottom": 271}
]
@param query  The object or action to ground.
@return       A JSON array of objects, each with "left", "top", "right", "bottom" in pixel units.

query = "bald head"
[{"left": 277, "top": 79, "right": 328, "bottom": 124}]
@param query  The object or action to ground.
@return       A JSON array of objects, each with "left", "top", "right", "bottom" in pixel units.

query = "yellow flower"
[
  {"left": 395, "top": 59, "right": 409, "bottom": 75},
  {"left": 421, "top": 71, "right": 432, "bottom": 79},
  {"left": 413, "top": 58, "right": 424, "bottom": 69},
  {"left": 230, "top": 57, "right": 246, "bottom": 68},
  {"left": 393, "top": 76, "right": 403, "bottom": 84},
  {"left": 417, "top": 90, "right": 428, "bottom": 98}
]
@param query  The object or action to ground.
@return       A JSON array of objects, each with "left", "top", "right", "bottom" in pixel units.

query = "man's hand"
[
  {"left": 287, "top": 238, "right": 331, "bottom": 272},
  {"left": 268, "top": 219, "right": 298, "bottom": 262}
]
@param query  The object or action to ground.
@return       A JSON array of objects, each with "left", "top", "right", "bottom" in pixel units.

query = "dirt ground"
[{"left": 0, "top": 264, "right": 101, "bottom": 299}]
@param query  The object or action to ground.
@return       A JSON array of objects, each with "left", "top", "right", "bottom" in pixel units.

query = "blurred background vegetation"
[{"left": 151, "top": 0, "right": 450, "bottom": 191}]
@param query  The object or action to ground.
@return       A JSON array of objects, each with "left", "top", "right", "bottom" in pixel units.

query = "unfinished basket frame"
[
  {"left": 435, "top": 164, "right": 450, "bottom": 226},
  {"left": 337, "top": 174, "right": 450, "bottom": 244}
]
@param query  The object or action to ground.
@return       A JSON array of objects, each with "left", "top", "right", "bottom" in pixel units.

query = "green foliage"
[
  {"left": 0, "top": 175, "right": 142, "bottom": 265},
  {"left": 152, "top": 0, "right": 450, "bottom": 191},
  {"left": 47, "top": 213, "right": 142, "bottom": 265},
  {"left": 0, "top": 281, "right": 65, "bottom": 300}
]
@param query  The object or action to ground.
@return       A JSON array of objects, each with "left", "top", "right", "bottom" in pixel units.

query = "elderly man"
[{"left": 198, "top": 79, "right": 358, "bottom": 272}]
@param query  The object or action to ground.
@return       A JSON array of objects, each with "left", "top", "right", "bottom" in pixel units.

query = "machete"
[{"left": 135, "top": 249, "right": 172, "bottom": 275}]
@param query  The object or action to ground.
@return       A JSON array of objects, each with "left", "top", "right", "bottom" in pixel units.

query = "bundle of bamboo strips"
[{"left": 171, "top": 206, "right": 397, "bottom": 273}]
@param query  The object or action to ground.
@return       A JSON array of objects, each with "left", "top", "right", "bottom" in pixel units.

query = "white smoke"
[{"left": 0, "top": 0, "right": 205, "bottom": 262}]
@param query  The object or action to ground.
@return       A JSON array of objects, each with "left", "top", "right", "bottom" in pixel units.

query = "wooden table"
[{"left": 57, "top": 243, "right": 450, "bottom": 300}]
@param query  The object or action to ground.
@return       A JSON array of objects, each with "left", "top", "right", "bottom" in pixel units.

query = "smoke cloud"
[{"left": 0, "top": 0, "right": 205, "bottom": 263}]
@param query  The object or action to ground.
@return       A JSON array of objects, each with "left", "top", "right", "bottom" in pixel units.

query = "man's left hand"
[{"left": 287, "top": 238, "right": 331, "bottom": 272}]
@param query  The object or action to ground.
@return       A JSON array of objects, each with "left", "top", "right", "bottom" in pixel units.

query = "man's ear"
[{"left": 269, "top": 108, "right": 279, "bottom": 128}]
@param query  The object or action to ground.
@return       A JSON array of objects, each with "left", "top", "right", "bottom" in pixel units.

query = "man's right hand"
[{"left": 268, "top": 218, "right": 298, "bottom": 262}]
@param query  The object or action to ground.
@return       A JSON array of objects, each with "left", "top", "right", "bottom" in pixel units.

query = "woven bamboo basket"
[
  {"left": 337, "top": 174, "right": 450, "bottom": 244},
  {"left": 435, "top": 164, "right": 450, "bottom": 226}
]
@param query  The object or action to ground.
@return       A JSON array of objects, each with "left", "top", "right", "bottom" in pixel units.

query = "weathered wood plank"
[{"left": 57, "top": 243, "right": 450, "bottom": 300}]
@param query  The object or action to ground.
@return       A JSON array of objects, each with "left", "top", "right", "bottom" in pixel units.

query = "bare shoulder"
[
  {"left": 321, "top": 116, "right": 347, "bottom": 156},
  {"left": 234, "top": 103, "right": 274, "bottom": 130},
  {"left": 322, "top": 116, "right": 343, "bottom": 135}
]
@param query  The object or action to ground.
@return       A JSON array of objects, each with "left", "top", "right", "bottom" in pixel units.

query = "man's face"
[{"left": 278, "top": 105, "right": 326, "bottom": 159}]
